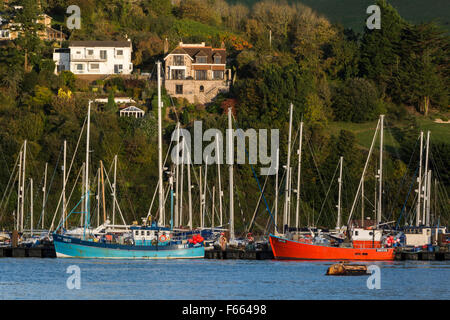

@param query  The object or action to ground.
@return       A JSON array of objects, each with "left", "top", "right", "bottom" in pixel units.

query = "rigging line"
[
  {"left": 306, "top": 137, "right": 335, "bottom": 221},
  {"left": 387, "top": 135, "right": 419, "bottom": 221},
  {"left": 0, "top": 148, "right": 21, "bottom": 211},
  {"left": 55, "top": 165, "right": 84, "bottom": 228},
  {"left": 0, "top": 170, "right": 19, "bottom": 224},
  {"left": 231, "top": 114, "right": 277, "bottom": 233},
  {"left": 430, "top": 151, "right": 450, "bottom": 202},
  {"left": 395, "top": 162, "right": 419, "bottom": 230},
  {"left": 101, "top": 164, "right": 128, "bottom": 227},
  {"left": 314, "top": 158, "right": 340, "bottom": 227},
  {"left": 43, "top": 144, "right": 63, "bottom": 231},
  {"left": 48, "top": 116, "right": 87, "bottom": 230}
]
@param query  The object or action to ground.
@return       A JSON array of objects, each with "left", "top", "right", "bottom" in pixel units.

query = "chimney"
[{"left": 164, "top": 38, "right": 169, "bottom": 54}]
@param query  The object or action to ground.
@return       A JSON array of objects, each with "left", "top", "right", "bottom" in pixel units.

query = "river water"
[{"left": 0, "top": 258, "right": 448, "bottom": 299}]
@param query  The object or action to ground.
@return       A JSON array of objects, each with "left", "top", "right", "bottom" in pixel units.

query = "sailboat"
[
  {"left": 53, "top": 62, "right": 205, "bottom": 259},
  {"left": 269, "top": 115, "right": 396, "bottom": 260}
]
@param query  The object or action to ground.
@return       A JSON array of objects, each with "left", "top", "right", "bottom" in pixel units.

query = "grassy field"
[
  {"left": 228, "top": 0, "right": 450, "bottom": 32},
  {"left": 327, "top": 116, "right": 450, "bottom": 155}
]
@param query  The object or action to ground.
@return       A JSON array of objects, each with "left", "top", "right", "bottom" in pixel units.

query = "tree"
[{"left": 332, "top": 78, "right": 381, "bottom": 123}]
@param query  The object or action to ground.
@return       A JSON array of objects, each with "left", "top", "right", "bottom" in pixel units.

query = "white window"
[
  {"left": 90, "top": 63, "right": 99, "bottom": 70},
  {"left": 100, "top": 50, "right": 107, "bottom": 60},
  {"left": 87, "top": 49, "right": 94, "bottom": 56},
  {"left": 76, "top": 64, "right": 84, "bottom": 71},
  {"left": 116, "top": 49, "right": 123, "bottom": 56}
]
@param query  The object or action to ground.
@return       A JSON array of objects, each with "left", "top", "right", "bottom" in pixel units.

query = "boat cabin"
[
  {"left": 131, "top": 227, "right": 171, "bottom": 246},
  {"left": 351, "top": 228, "right": 383, "bottom": 248}
]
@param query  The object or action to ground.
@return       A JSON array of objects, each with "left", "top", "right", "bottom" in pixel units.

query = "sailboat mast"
[
  {"left": 16, "top": 149, "right": 22, "bottom": 231},
  {"left": 63, "top": 140, "right": 67, "bottom": 229},
  {"left": 20, "top": 140, "right": 27, "bottom": 232},
  {"left": 426, "top": 170, "right": 431, "bottom": 226},
  {"left": 274, "top": 148, "right": 279, "bottom": 234},
  {"left": 216, "top": 133, "right": 223, "bottom": 227},
  {"left": 337, "top": 156, "right": 343, "bottom": 229},
  {"left": 228, "top": 107, "right": 235, "bottom": 241},
  {"left": 179, "top": 139, "right": 184, "bottom": 226},
  {"left": 199, "top": 166, "right": 202, "bottom": 229},
  {"left": 85, "top": 101, "right": 91, "bottom": 231},
  {"left": 187, "top": 143, "right": 193, "bottom": 230},
  {"left": 377, "top": 115, "right": 384, "bottom": 225},
  {"left": 295, "top": 122, "right": 303, "bottom": 231},
  {"left": 41, "top": 162, "right": 47, "bottom": 229},
  {"left": 416, "top": 131, "right": 423, "bottom": 226},
  {"left": 202, "top": 161, "right": 208, "bottom": 229},
  {"left": 30, "top": 178, "right": 33, "bottom": 236},
  {"left": 283, "top": 103, "right": 293, "bottom": 233},
  {"left": 175, "top": 123, "right": 180, "bottom": 227},
  {"left": 422, "top": 131, "right": 430, "bottom": 225},
  {"left": 157, "top": 61, "right": 164, "bottom": 226},
  {"left": 112, "top": 154, "right": 117, "bottom": 225}
]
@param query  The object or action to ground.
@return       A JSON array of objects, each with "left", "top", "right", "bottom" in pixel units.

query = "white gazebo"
[{"left": 119, "top": 106, "right": 145, "bottom": 118}]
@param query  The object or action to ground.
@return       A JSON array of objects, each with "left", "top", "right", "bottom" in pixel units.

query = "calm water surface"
[{"left": 0, "top": 258, "right": 448, "bottom": 299}]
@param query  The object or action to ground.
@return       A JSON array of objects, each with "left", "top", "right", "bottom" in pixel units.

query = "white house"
[{"left": 53, "top": 40, "right": 133, "bottom": 78}]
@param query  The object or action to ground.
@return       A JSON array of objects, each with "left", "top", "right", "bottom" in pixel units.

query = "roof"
[
  {"left": 69, "top": 40, "right": 132, "bottom": 48},
  {"left": 166, "top": 44, "right": 226, "bottom": 64},
  {"left": 120, "top": 106, "right": 145, "bottom": 113}
]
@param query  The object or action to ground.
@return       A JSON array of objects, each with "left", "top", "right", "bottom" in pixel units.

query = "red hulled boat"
[{"left": 269, "top": 233, "right": 395, "bottom": 260}]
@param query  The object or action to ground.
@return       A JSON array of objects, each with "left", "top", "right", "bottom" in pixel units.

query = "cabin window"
[
  {"left": 354, "top": 231, "right": 359, "bottom": 236},
  {"left": 146, "top": 231, "right": 150, "bottom": 236},
  {"left": 369, "top": 232, "right": 373, "bottom": 236},
  {"left": 134, "top": 230, "right": 138, "bottom": 236},
  {"left": 141, "top": 231, "right": 145, "bottom": 236}
]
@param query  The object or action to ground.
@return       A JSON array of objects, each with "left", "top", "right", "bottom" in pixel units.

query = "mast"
[
  {"left": 426, "top": 170, "right": 431, "bottom": 226},
  {"left": 283, "top": 103, "right": 293, "bottom": 233},
  {"left": 416, "top": 131, "right": 423, "bottom": 226},
  {"left": 422, "top": 131, "right": 430, "bottom": 226},
  {"left": 295, "top": 122, "right": 303, "bottom": 231},
  {"left": 80, "top": 162, "right": 85, "bottom": 227},
  {"left": 175, "top": 123, "right": 180, "bottom": 227},
  {"left": 347, "top": 117, "right": 381, "bottom": 226},
  {"left": 228, "top": 107, "right": 234, "bottom": 241},
  {"left": 16, "top": 150, "right": 22, "bottom": 231},
  {"left": 199, "top": 166, "right": 202, "bottom": 229},
  {"left": 187, "top": 141, "right": 193, "bottom": 230},
  {"left": 41, "top": 162, "right": 47, "bottom": 229},
  {"left": 216, "top": 133, "right": 223, "bottom": 227},
  {"left": 274, "top": 148, "right": 279, "bottom": 234},
  {"left": 62, "top": 140, "right": 67, "bottom": 229},
  {"left": 20, "top": 140, "right": 27, "bottom": 232},
  {"left": 100, "top": 161, "right": 106, "bottom": 223},
  {"left": 97, "top": 168, "right": 100, "bottom": 227},
  {"left": 377, "top": 114, "right": 384, "bottom": 225},
  {"left": 112, "top": 154, "right": 117, "bottom": 225},
  {"left": 179, "top": 137, "right": 185, "bottom": 226},
  {"left": 30, "top": 178, "right": 33, "bottom": 236},
  {"left": 202, "top": 161, "right": 208, "bottom": 229},
  {"left": 361, "top": 177, "right": 364, "bottom": 228},
  {"left": 337, "top": 156, "right": 343, "bottom": 229},
  {"left": 84, "top": 101, "right": 91, "bottom": 232},
  {"left": 157, "top": 61, "right": 164, "bottom": 226},
  {"left": 212, "top": 185, "right": 215, "bottom": 228}
]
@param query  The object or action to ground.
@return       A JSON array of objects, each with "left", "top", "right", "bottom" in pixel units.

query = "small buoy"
[{"left": 326, "top": 262, "right": 368, "bottom": 276}]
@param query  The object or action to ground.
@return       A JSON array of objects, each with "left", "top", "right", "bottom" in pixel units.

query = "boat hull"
[
  {"left": 269, "top": 234, "right": 395, "bottom": 261},
  {"left": 53, "top": 234, "right": 204, "bottom": 259}
]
